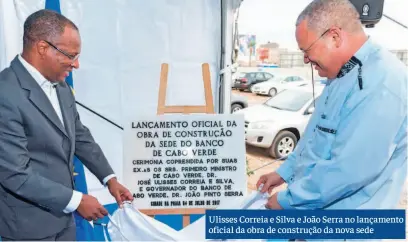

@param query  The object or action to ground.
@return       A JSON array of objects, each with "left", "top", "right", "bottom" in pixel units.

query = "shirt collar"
[
  {"left": 337, "top": 37, "right": 374, "bottom": 77},
  {"left": 18, "top": 55, "right": 58, "bottom": 89},
  {"left": 333, "top": 37, "right": 376, "bottom": 89},
  {"left": 353, "top": 37, "right": 377, "bottom": 63}
]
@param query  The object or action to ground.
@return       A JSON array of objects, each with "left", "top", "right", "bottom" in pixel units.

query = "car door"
[
  {"left": 252, "top": 72, "right": 266, "bottom": 85},
  {"left": 299, "top": 97, "right": 319, "bottom": 135}
]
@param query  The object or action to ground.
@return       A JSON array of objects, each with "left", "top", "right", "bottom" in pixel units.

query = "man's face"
[
  {"left": 296, "top": 20, "right": 340, "bottom": 79},
  {"left": 41, "top": 26, "right": 81, "bottom": 82}
]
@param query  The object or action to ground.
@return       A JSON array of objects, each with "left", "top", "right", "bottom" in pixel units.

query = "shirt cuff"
[
  {"left": 277, "top": 189, "right": 293, "bottom": 210},
  {"left": 103, "top": 174, "right": 116, "bottom": 186},
  {"left": 276, "top": 164, "right": 293, "bottom": 183},
  {"left": 63, "top": 190, "right": 83, "bottom": 213}
]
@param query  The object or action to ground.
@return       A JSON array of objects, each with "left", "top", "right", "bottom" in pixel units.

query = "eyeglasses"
[
  {"left": 43, "top": 40, "right": 80, "bottom": 62},
  {"left": 301, "top": 28, "right": 331, "bottom": 55}
]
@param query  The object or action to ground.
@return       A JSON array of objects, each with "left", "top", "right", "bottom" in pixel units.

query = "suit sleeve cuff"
[
  {"left": 103, "top": 174, "right": 116, "bottom": 186},
  {"left": 63, "top": 190, "right": 83, "bottom": 213},
  {"left": 277, "top": 189, "right": 293, "bottom": 210}
]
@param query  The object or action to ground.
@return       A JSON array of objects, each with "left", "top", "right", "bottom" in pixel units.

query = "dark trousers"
[{"left": 1, "top": 222, "right": 76, "bottom": 241}]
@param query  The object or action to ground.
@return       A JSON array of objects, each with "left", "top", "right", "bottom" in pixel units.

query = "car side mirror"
[{"left": 306, "top": 106, "right": 315, "bottom": 115}]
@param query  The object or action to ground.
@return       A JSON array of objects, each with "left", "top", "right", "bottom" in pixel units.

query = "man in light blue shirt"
[{"left": 257, "top": 0, "right": 407, "bottom": 210}]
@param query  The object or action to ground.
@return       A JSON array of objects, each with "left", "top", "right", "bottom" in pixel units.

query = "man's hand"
[
  {"left": 76, "top": 194, "right": 108, "bottom": 221},
  {"left": 265, "top": 193, "right": 283, "bottom": 210},
  {"left": 107, "top": 178, "right": 134, "bottom": 208},
  {"left": 256, "top": 172, "right": 285, "bottom": 194}
]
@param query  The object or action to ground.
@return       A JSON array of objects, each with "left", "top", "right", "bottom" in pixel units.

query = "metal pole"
[{"left": 383, "top": 14, "right": 408, "bottom": 29}]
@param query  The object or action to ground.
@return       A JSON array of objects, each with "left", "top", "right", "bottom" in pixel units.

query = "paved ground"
[{"left": 235, "top": 89, "right": 407, "bottom": 237}]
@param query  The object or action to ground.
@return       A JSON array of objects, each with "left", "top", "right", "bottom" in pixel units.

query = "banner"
[
  {"left": 205, "top": 209, "right": 406, "bottom": 240},
  {"left": 123, "top": 114, "right": 247, "bottom": 212},
  {"left": 238, "top": 34, "right": 256, "bottom": 57}
]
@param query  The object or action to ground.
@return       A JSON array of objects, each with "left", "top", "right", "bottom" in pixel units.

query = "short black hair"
[{"left": 23, "top": 9, "right": 78, "bottom": 49}]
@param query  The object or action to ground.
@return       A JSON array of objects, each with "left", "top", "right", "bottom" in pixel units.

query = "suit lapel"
[
  {"left": 29, "top": 88, "right": 69, "bottom": 138},
  {"left": 10, "top": 56, "right": 69, "bottom": 139},
  {"left": 56, "top": 85, "right": 74, "bottom": 140}
]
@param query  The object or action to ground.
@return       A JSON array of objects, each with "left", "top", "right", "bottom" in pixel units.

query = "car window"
[
  {"left": 264, "top": 73, "right": 273, "bottom": 79},
  {"left": 246, "top": 73, "right": 256, "bottom": 78},
  {"left": 292, "top": 76, "right": 302, "bottom": 82},
  {"left": 263, "top": 89, "right": 314, "bottom": 111},
  {"left": 255, "top": 73, "right": 264, "bottom": 79},
  {"left": 283, "top": 76, "right": 293, "bottom": 82}
]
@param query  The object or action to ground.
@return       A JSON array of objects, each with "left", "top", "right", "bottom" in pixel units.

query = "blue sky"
[{"left": 237, "top": 0, "right": 408, "bottom": 50}]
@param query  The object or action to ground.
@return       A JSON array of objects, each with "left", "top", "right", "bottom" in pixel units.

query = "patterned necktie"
[{"left": 336, "top": 56, "right": 363, "bottom": 90}]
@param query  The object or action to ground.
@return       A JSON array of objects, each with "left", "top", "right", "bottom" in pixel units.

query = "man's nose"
[
  {"left": 71, "top": 59, "right": 80, "bottom": 69},
  {"left": 303, "top": 55, "right": 310, "bottom": 64}
]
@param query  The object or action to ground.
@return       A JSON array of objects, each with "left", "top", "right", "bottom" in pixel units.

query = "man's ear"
[
  {"left": 36, "top": 40, "right": 49, "bottom": 59},
  {"left": 330, "top": 27, "right": 343, "bottom": 48}
]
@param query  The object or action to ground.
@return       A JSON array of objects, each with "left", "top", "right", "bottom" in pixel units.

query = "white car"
[
  {"left": 236, "top": 84, "right": 325, "bottom": 159},
  {"left": 251, "top": 75, "right": 309, "bottom": 97}
]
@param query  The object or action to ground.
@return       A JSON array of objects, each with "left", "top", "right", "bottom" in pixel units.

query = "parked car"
[
  {"left": 233, "top": 71, "right": 274, "bottom": 92},
  {"left": 236, "top": 84, "right": 324, "bottom": 159},
  {"left": 231, "top": 94, "right": 248, "bottom": 113},
  {"left": 251, "top": 74, "right": 309, "bottom": 97}
]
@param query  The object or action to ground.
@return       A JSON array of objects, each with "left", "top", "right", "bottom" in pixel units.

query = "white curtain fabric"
[
  {"left": 57, "top": 0, "right": 236, "bottom": 205},
  {"left": 107, "top": 190, "right": 268, "bottom": 241},
  {"left": 0, "top": 0, "right": 44, "bottom": 71}
]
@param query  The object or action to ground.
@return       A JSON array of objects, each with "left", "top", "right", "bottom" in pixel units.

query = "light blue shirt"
[{"left": 276, "top": 38, "right": 407, "bottom": 210}]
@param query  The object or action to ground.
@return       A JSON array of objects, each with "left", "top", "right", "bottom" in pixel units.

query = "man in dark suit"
[{"left": 0, "top": 9, "right": 133, "bottom": 241}]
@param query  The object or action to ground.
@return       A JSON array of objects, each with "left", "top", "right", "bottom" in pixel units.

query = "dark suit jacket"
[{"left": 0, "top": 56, "right": 114, "bottom": 240}]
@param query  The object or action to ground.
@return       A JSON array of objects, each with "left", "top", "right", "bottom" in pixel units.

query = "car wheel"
[
  {"left": 268, "top": 131, "right": 297, "bottom": 159},
  {"left": 269, "top": 88, "right": 277, "bottom": 97},
  {"left": 231, "top": 104, "right": 243, "bottom": 113}
]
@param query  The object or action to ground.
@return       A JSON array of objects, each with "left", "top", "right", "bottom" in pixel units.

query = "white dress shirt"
[{"left": 18, "top": 55, "right": 115, "bottom": 213}]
